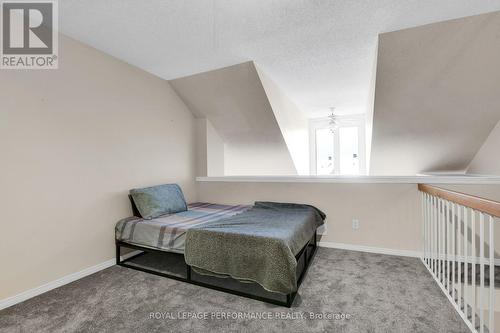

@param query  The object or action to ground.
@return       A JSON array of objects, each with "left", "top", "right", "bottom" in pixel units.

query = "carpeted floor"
[{"left": 0, "top": 248, "right": 469, "bottom": 333}]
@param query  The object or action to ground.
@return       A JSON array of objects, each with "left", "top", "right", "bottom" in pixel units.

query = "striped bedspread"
[{"left": 115, "top": 203, "right": 250, "bottom": 253}]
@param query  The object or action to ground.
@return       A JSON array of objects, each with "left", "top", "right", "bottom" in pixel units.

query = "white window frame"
[{"left": 309, "top": 114, "right": 366, "bottom": 175}]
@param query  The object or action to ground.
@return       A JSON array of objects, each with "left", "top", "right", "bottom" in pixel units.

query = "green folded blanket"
[{"left": 185, "top": 202, "right": 325, "bottom": 294}]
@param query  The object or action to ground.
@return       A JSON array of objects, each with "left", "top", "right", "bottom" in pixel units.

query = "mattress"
[
  {"left": 184, "top": 202, "right": 326, "bottom": 294},
  {"left": 115, "top": 202, "right": 251, "bottom": 253}
]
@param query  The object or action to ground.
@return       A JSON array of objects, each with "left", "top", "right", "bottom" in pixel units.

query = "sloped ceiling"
[
  {"left": 467, "top": 119, "right": 500, "bottom": 175},
  {"left": 370, "top": 11, "right": 500, "bottom": 175},
  {"left": 170, "top": 61, "right": 297, "bottom": 176},
  {"left": 255, "top": 66, "right": 309, "bottom": 175},
  {"left": 59, "top": 1, "right": 500, "bottom": 118}
]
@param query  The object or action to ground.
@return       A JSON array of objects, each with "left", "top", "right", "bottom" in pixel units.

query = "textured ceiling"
[{"left": 59, "top": 1, "right": 500, "bottom": 117}]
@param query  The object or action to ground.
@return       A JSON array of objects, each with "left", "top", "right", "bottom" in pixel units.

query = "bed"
[
  {"left": 115, "top": 202, "right": 251, "bottom": 254},
  {"left": 115, "top": 184, "right": 325, "bottom": 307}
]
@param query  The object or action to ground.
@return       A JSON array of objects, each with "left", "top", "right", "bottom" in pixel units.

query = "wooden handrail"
[{"left": 418, "top": 184, "right": 500, "bottom": 217}]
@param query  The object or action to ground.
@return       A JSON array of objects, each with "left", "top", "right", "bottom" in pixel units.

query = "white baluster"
[
  {"left": 464, "top": 206, "right": 469, "bottom": 322},
  {"left": 420, "top": 192, "right": 425, "bottom": 262},
  {"left": 436, "top": 197, "right": 439, "bottom": 279},
  {"left": 472, "top": 209, "right": 476, "bottom": 330},
  {"left": 489, "top": 215, "right": 495, "bottom": 333},
  {"left": 480, "top": 212, "right": 485, "bottom": 333},
  {"left": 418, "top": 187, "right": 500, "bottom": 333},
  {"left": 441, "top": 200, "right": 446, "bottom": 286},
  {"left": 427, "top": 194, "right": 431, "bottom": 266},
  {"left": 450, "top": 201, "right": 451, "bottom": 294},
  {"left": 439, "top": 199, "right": 442, "bottom": 282},
  {"left": 452, "top": 202, "right": 456, "bottom": 303},
  {"left": 433, "top": 197, "right": 436, "bottom": 275},
  {"left": 424, "top": 193, "right": 427, "bottom": 265},
  {"left": 458, "top": 204, "right": 462, "bottom": 313}
]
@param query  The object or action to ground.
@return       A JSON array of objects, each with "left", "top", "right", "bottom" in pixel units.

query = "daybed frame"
[{"left": 115, "top": 198, "right": 318, "bottom": 307}]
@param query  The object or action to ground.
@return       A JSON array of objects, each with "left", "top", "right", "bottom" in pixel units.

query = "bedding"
[
  {"left": 129, "top": 183, "right": 188, "bottom": 219},
  {"left": 184, "top": 202, "right": 325, "bottom": 294},
  {"left": 115, "top": 203, "right": 251, "bottom": 253}
]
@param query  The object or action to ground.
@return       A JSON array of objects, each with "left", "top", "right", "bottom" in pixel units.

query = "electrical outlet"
[{"left": 352, "top": 219, "right": 360, "bottom": 230}]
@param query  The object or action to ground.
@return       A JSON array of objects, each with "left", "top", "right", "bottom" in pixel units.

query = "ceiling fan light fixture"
[{"left": 328, "top": 107, "right": 338, "bottom": 133}]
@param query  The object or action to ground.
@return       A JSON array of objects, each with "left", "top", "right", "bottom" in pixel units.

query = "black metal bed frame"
[{"left": 116, "top": 232, "right": 317, "bottom": 307}]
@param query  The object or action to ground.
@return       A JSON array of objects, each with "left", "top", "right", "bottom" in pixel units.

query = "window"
[
  {"left": 309, "top": 115, "right": 366, "bottom": 175},
  {"left": 315, "top": 127, "right": 335, "bottom": 175},
  {"left": 339, "top": 126, "right": 359, "bottom": 174}
]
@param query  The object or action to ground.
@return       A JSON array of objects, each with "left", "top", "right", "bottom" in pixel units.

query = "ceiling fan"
[{"left": 328, "top": 107, "right": 339, "bottom": 133}]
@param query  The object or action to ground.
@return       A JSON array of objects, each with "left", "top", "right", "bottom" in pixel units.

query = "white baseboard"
[
  {"left": 0, "top": 250, "right": 141, "bottom": 311},
  {"left": 319, "top": 241, "right": 422, "bottom": 258}
]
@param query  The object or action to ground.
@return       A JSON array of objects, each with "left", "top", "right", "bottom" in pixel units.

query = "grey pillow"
[{"left": 129, "top": 184, "right": 187, "bottom": 219}]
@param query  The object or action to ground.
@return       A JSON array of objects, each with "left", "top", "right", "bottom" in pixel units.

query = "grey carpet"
[{"left": 0, "top": 248, "right": 469, "bottom": 333}]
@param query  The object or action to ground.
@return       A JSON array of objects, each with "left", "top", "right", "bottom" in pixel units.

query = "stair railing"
[{"left": 419, "top": 184, "right": 500, "bottom": 333}]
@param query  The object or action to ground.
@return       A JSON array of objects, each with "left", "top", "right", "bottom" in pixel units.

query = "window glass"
[
  {"left": 315, "top": 128, "right": 334, "bottom": 175},
  {"left": 339, "top": 126, "right": 359, "bottom": 175}
]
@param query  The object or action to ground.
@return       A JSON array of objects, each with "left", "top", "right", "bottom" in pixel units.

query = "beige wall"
[
  {"left": 467, "top": 120, "right": 500, "bottom": 175},
  {"left": 195, "top": 118, "right": 225, "bottom": 176},
  {"left": 197, "top": 181, "right": 500, "bottom": 256},
  {"left": 0, "top": 35, "right": 197, "bottom": 300},
  {"left": 195, "top": 119, "right": 208, "bottom": 177},
  {"left": 206, "top": 120, "right": 225, "bottom": 176},
  {"left": 197, "top": 181, "right": 422, "bottom": 252}
]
